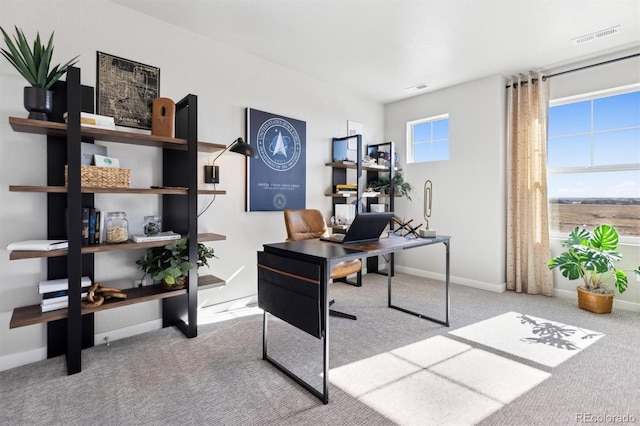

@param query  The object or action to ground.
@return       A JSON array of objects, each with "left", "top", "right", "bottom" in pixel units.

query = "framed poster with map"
[
  {"left": 246, "top": 108, "right": 306, "bottom": 211},
  {"left": 96, "top": 52, "right": 160, "bottom": 129}
]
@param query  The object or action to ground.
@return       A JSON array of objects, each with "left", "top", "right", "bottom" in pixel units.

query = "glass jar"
[
  {"left": 105, "top": 212, "right": 129, "bottom": 243},
  {"left": 143, "top": 215, "right": 162, "bottom": 236}
]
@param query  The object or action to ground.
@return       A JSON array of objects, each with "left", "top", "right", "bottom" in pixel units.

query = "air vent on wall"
[
  {"left": 404, "top": 83, "right": 429, "bottom": 94},
  {"left": 572, "top": 26, "right": 621, "bottom": 45}
]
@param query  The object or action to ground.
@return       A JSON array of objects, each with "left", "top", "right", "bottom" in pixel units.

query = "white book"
[
  {"left": 38, "top": 276, "right": 92, "bottom": 294},
  {"left": 41, "top": 301, "right": 68, "bottom": 313},
  {"left": 131, "top": 232, "right": 181, "bottom": 243},
  {"left": 7, "top": 240, "right": 68, "bottom": 251},
  {"left": 41, "top": 292, "right": 88, "bottom": 306},
  {"left": 7, "top": 240, "right": 69, "bottom": 251}
]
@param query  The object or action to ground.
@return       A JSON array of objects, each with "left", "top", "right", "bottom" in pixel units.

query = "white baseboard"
[
  {"left": 0, "top": 297, "right": 260, "bottom": 372},
  {"left": 94, "top": 319, "right": 163, "bottom": 346},
  {"left": 394, "top": 265, "right": 506, "bottom": 293},
  {"left": 0, "top": 347, "right": 47, "bottom": 372}
]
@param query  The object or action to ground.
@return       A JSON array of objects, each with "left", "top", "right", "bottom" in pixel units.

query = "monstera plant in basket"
[{"left": 548, "top": 224, "right": 629, "bottom": 314}]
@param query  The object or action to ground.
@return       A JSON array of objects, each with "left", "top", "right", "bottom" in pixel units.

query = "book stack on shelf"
[
  {"left": 336, "top": 183, "right": 357, "bottom": 195},
  {"left": 82, "top": 207, "right": 102, "bottom": 246},
  {"left": 39, "top": 276, "right": 92, "bottom": 312},
  {"left": 64, "top": 112, "right": 115, "bottom": 130}
]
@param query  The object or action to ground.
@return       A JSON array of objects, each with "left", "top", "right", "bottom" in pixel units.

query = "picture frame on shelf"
[{"left": 96, "top": 52, "right": 160, "bottom": 130}]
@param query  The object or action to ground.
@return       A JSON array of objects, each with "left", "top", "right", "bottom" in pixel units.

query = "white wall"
[
  {"left": 384, "top": 75, "right": 507, "bottom": 292},
  {"left": 384, "top": 49, "right": 640, "bottom": 310},
  {"left": 0, "top": 0, "right": 384, "bottom": 369}
]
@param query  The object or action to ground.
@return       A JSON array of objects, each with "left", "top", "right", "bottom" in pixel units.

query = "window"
[
  {"left": 407, "top": 114, "right": 449, "bottom": 163},
  {"left": 547, "top": 87, "right": 640, "bottom": 238}
]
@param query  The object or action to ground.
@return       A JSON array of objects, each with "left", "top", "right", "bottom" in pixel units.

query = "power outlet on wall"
[{"left": 204, "top": 165, "right": 219, "bottom": 184}]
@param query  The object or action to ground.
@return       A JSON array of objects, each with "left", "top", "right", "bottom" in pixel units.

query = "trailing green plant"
[
  {"left": 0, "top": 25, "right": 78, "bottom": 89},
  {"left": 136, "top": 238, "right": 217, "bottom": 286},
  {"left": 548, "top": 224, "right": 628, "bottom": 294},
  {"left": 367, "top": 172, "right": 412, "bottom": 200}
]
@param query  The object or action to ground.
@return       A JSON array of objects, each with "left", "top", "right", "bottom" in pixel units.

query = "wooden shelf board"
[
  {"left": 197, "top": 189, "right": 227, "bottom": 195},
  {"left": 10, "top": 239, "right": 180, "bottom": 260},
  {"left": 10, "top": 233, "right": 224, "bottom": 260},
  {"left": 198, "top": 274, "right": 226, "bottom": 290},
  {"left": 198, "top": 233, "right": 226, "bottom": 242},
  {"left": 325, "top": 161, "right": 393, "bottom": 172},
  {"left": 9, "top": 117, "right": 224, "bottom": 152},
  {"left": 9, "top": 185, "right": 188, "bottom": 195},
  {"left": 9, "top": 284, "right": 186, "bottom": 329}
]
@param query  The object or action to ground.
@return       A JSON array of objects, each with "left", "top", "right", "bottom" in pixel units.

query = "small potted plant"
[
  {"left": 548, "top": 224, "right": 629, "bottom": 314},
  {"left": 367, "top": 171, "right": 413, "bottom": 200},
  {"left": 136, "top": 238, "right": 216, "bottom": 290},
  {"left": 0, "top": 26, "right": 79, "bottom": 120}
]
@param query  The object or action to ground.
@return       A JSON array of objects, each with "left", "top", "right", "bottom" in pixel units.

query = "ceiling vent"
[
  {"left": 572, "top": 26, "right": 621, "bottom": 45},
  {"left": 404, "top": 83, "right": 429, "bottom": 94}
]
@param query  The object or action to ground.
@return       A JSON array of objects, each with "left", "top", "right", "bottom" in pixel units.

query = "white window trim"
[{"left": 406, "top": 113, "right": 449, "bottom": 164}]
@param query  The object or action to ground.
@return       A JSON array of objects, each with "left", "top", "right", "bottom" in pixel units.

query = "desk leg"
[
  {"left": 388, "top": 241, "right": 450, "bottom": 327},
  {"left": 261, "top": 260, "right": 330, "bottom": 404}
]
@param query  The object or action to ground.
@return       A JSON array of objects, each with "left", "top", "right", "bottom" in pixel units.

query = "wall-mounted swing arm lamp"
[{"left": 204, "top": 137, "right": 256, "bottom": 184}]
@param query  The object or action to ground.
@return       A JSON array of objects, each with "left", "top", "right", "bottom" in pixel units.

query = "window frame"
[
  {"left": 406, "top": 113, "right": 450, "bottom": 164},
  {"left": 547, "top": 83, "right": 640, "bottom": 243}
]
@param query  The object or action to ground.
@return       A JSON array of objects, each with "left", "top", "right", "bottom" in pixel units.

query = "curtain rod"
[{"left": 506, "top": 52, "right": 640, "bottom": 88}]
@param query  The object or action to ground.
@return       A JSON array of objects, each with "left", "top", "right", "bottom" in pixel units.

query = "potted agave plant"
[
  {"left": 548, "top": 224, "right": 629, "bottom": 314},
  {"left": 0, "top": 26, "right": 78, "bottom": 120},
  {"left": 136, "top": 238, "right": 216, "bottom": 290}
]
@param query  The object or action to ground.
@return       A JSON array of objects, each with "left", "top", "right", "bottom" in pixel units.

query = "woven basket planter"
[
  {"left": 577, "top": 286, "right": 613, "bottom": 314},
  {"left": 65, "top": 165, "right": 131, "bottom": 188}
]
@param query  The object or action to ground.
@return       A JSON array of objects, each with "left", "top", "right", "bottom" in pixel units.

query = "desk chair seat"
[{"left": 283, "top": 209, "right": 361, "bottom": 320}]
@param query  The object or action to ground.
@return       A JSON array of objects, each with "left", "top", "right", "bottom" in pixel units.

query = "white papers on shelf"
[
  {"left": 38, "top": 276, "right": 92, "bottom": 294},
  {"left": 130, "top": 231, "right": 181, "bottom": 243},
  {"left": 7, "top": 240, "right": 68, "bottom": 251}
]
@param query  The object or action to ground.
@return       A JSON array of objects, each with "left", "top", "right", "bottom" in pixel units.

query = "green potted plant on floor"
[
  {"left": 136, "top": 238, "right": 216, "bottom": 290},
  {"left": 548, "top": 224, "right": 629, "bottom": 314},
  {"left": 1, "top": 25, "right": 79, "bottom": 120}
]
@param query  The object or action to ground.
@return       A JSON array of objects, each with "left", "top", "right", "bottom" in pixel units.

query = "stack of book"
[
  {"left": 335, "top": 184, "right": 358, "bottom": 195},
  {"left": 64, "top": 112, "right": 115, "bottom": 130},
  {"left": 82, "top": 207, "right": 102, "bottom": 246},
  {"left": 39, "top": 276, "right": 92, "bottom": 312}
]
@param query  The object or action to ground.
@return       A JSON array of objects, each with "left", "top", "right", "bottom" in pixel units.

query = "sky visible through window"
[{"left": 547, "top": 90, "right": 640, "bottom": 199}]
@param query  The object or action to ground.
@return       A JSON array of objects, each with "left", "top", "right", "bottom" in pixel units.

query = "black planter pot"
[{"left": 23, "top": 87, "right": 53, "bottom": 120}]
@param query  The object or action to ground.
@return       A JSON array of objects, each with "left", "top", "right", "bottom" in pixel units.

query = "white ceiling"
[{"left": 110, "top": 0, "right": 640, "bottom": 104}]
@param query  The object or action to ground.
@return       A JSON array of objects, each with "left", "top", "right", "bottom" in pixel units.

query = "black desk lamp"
[{"left": 204, "top": 137, "right": 255, "bottom": 183}]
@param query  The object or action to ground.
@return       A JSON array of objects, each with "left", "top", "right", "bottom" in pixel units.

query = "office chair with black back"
[{"left": 283, "top": 209, "right": 361, "bottom": 320}]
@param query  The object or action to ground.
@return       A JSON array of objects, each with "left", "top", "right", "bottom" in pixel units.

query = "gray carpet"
[{"left": 1, "top": 272, "right": 638, "bottom": 425}]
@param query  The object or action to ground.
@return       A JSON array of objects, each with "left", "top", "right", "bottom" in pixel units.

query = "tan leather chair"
[{"left": 283, "top": 209, "right": 361, "bottom": 320}]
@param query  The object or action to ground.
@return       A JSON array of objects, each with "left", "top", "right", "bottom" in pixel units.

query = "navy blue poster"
[{"left": 246, "top": 108, "right": 306, "bottom": 211}]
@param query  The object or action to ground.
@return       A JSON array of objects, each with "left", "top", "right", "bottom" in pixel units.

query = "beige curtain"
[{"left": 506, "top": 73, "right": 554, "bottom": 296}]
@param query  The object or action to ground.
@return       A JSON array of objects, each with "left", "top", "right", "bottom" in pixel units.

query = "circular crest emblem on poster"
[
  {"left": 273, "top": 193, "right": 287, "bottom": 209},
  {"left": 256, "top": 118, "right": 301, "bottom": 171}
]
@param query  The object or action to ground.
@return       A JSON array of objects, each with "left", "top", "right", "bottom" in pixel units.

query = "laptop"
[{"left": 321, "top": 212, "right": 394, "bottom": 244}]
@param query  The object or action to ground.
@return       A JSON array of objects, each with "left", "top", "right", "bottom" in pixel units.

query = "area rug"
[{"left": 449, "top": 311, "right": 604, "bottom": 367}]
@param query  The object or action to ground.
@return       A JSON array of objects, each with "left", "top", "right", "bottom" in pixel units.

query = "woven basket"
[
  {"left": 65, "top": 165, "right": 131, "bottom": 188},
  {"left": 576, "top": 286, "right": 613, "bottom": 314}
]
